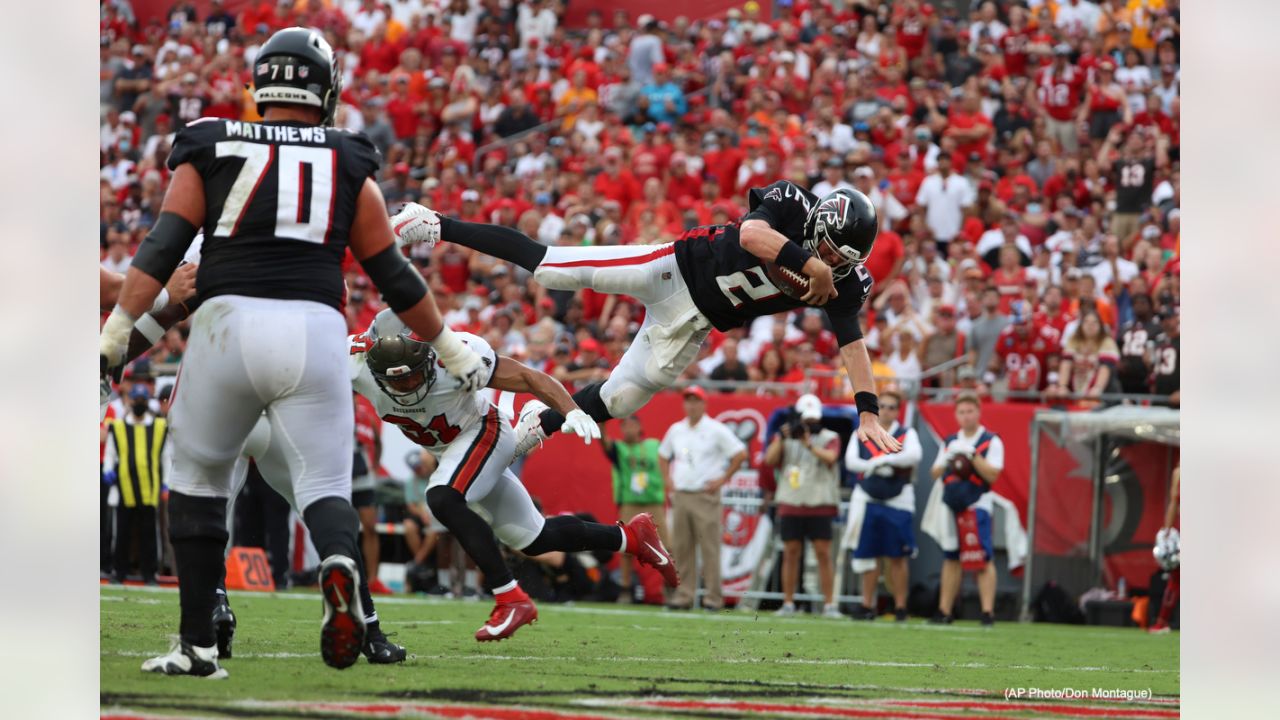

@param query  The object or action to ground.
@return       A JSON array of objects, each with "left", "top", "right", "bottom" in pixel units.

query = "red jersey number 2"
[{"left": 384, "top": 413, "right": 462, "bottom": 448}]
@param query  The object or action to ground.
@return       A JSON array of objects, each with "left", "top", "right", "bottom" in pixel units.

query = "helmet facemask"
[{"left": 368, "top": 335, "right": 437, "bottom": 407}]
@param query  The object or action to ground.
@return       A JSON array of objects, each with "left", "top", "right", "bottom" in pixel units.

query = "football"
[
  {"left": 763, "top": 260, "right": 810, "bottom": 300},
  {"left": 949, "top": 453, "right": 974, "bottom": 479}
]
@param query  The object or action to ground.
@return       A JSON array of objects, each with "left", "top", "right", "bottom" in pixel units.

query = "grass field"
[{"left": 101, "top": 585, "right": 1178, "bottom": 719}]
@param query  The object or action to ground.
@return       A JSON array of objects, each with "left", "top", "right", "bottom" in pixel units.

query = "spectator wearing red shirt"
[
  {"left": 1034, "top": 44, "right": 1088, "bottom": 153},
  {"left": 1037, "top": 285, "right": 1076, "bottom": 337},
  {"left": 625, "top": 177, "right": 682, "bottom": 235},
  {"left": 593, "top": 147, "right": 642, "bottom": 214},
  {"left": 992, "top": 304, "right": 1062, "bottom": 394},
  {"left": 796, "top": 309, "right": 840, "bottom": 363},
  {"left": 991, "top": 245, "right": 1030, "bottom": 315},
  {"left": 894, "top": 1, "right": 933, "bottom": 60},
  {"left": 703, "top": 130, "right": 745, "bottom": 199},
  {"left": 999, "top": 7, "right": 1033, "bottom": 77},
  {"left": 863, "top": 227, "right": 906, "bottom": 294},
  {"left": 945, "top": 92, "right": 995, "bottom": 168},
  {"left": 665, "top": 153, "right": 702, "bottom": 205}
]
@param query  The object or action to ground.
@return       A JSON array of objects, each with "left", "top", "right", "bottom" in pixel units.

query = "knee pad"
[
  {"left": 600, "top": 376, "right": 659, "bottom": 419},
  {"left": 168, "top": 492, "right": 230, "bottom": 546}
]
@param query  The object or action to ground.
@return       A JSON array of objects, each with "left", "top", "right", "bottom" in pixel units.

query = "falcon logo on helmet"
[
  {"left": 802, "top": 188, "right": 879, "bottom": 280},
  {"left": 365, "top": 309, "right": 437, "bottom": 406}
]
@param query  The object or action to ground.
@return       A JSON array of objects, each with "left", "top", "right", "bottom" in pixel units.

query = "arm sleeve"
[
  {"left": 985, "top": 435, "right": 1005, "bottom": 473},
  {"left": 888, "top": 428, "right": 924, "bottom": 468},
  {"left": 932, "top": 438, "right": 950, "bottom": 472},
  {"left": 824, "top": 265, "right": 874, "bottom": 346}
]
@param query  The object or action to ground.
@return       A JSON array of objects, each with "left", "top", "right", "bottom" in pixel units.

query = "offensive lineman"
[
  {"left": 98, "top": 28, "right": 486, "bottom": 677},
  {"left": 390, "top": 183, "right": 903, "bottom": 456},
  {"left": 348, "top": 309, "right": 677, "bottom": 640}
]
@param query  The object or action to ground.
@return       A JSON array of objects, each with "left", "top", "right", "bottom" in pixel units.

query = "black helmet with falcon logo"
[{"left": 802, "top": 188, "right": 878, "bottom": 280}]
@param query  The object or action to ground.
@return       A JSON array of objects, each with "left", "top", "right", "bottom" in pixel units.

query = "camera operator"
[{"left": 764, "top": 395, "right": 843, "bottom": 618}]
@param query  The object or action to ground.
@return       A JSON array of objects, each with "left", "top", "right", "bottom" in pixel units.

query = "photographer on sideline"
[{"left": 764, "top": 394, "right": 843, "bottom": 618}]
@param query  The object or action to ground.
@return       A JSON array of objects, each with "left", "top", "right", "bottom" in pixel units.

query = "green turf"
[{"left": 100, "top": 586, "right": 1178, "bottom": 719}]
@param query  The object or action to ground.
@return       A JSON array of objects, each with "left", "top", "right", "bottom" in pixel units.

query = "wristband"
[
  {"left": 431, "top": 326, "right": 469, "bottom": 366},
  {"left": 774, "top": 241, "right": 813, "bottom": 274},
  {"left": 855, "top": 391, "right": 879, "bottom": 416}
]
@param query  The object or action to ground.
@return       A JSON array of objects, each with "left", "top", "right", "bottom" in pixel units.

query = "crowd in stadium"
[{"left": 101, "top": 0, "right": 1181, "bottom": 406}]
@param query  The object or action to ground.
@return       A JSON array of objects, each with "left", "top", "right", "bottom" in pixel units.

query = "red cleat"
[
  {"left": 624, "top": 513, "right": 679, "bottom": 587},
  {"left": 368, "top": 578, "right": 393, "bottom": 595},
  {"left": 475, "top": 597, "right": 538, "bottom": 642},
  {"left": 319, "top": 555, "right": 367, "bottom": 670}
]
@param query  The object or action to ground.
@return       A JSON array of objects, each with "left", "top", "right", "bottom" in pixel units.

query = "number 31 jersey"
[
  {"left": 167, "top": 117, "right": 381, "bottom": 312},
  {"left": 671, "top": 180, "right": 874, "bottom": 346},
  {"left": 348, "top": 330, "right": 499, "bottom": 453}
]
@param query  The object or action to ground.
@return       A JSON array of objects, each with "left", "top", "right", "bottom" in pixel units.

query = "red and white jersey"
[
  {"left": 1035, "top": 65, "right": 1086, "bottom": 121},
  {"left": 995, "top": 323, "right": 1062, "bottom": 392},
  {"left": 348, "top": 330, "right": 498, "bottom": 454}
]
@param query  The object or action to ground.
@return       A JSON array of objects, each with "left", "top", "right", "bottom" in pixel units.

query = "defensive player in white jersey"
[{"left": 350, "top": 308, "right": 678, "bottom": 640}]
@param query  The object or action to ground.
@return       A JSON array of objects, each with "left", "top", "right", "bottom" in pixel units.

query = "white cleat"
[
  {"left": 774, "top": 603, "right": 797, "bottom": 617},
  {"left": 141, "top": 637, "right": 229, "bottom": 679},
  {"left": 822, "top": 605, "right": 844, "bottom": 619},
  {"left": 513, "top": 400, "right": 550, "bottom": 458},
  {"left": 390, "top": 202, "right": 442, "bottom": 250}
]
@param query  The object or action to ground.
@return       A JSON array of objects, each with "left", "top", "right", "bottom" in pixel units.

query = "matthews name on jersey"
[
  {"left": 167, "top": 117, "right": 381, "bottom": 311},
  {"left": 348, "top": 329, "right": 498, "bottom": 452},
  {"left": 671, "top": 180, "right": 874, "bottom": 346}
]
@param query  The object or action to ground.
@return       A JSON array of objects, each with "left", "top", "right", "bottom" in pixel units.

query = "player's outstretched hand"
[
  {"left": 560, "top": 409, "right": 602, "bottom": 446},
  {"left": 390, "top": 202, "right": 441, "bottom": 250},
  {"left": 800, "top": 257, "right": 838, "bottom": 306},
  {"left": 857, "top": 415, "right": 903, "bottom": 453}
]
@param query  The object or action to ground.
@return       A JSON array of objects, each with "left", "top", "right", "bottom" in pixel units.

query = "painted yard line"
[{"left": 100, "top": 649, "right": 1177, "bottom": 674}]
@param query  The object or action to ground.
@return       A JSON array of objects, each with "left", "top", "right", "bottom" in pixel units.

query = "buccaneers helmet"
[
  {"left": 252, "top": 27, "right": 341, "bottom": 126},
  {"left": 802, "top": 188, "right": 878, "bottom": 280},
  {"left": 366, "top": 309, "right": 436, "bottom": 406}
]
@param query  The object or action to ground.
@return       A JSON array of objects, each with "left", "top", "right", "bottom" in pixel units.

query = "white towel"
[
  {"left": 920, "top": 481, "right": 1028, "bottom": 571},
  {"left": 841, "top": 487, "right": 876, "bottom": 573}
]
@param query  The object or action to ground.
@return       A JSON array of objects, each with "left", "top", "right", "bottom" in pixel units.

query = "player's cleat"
[
  {"left": 390, "top": 202, "right": 441, "bottom": 250},
  {"left": 929, "top": 611, "right": 954, "bottom": 625},
  {"left": 774, "top": 603, "right": 797, "bottom": 617},
  {"left": 363, "top": 625, "right": 407, "bottom": 664},
  {"left": 513, "top": 400, "right": 550, "bottom": 457},
  {"left": 212, "top": 597, "right": 237, "bottom": 660},
  {"left": 1148, "top": 620, "right": 1172, "bottom": 634},
  {"left": 850, "top": 605, "right": 877, "bottom": 621},
  {"left": 140, "top": 638, "right": 228, "bottom": 679},
  {"left": 475, "top": 596, "right": 538, "bottom": 642},
  {"left": 368, "top": 578, "right": 394, "bottom": 595},
  {"left": 822, "top": 604, "right": 844, "bottom": 619},
  {"left": 981, "top": 612, "right": 995, "bottom": 627},
  {"left": 894, "top": 608, "right": 909, "bottom": 623},
  {"left": 319, "top": 555, "right": 367, "bottom": 670},
  {"left": 623, "top": 513, "right": 679, "bottom": 587}
]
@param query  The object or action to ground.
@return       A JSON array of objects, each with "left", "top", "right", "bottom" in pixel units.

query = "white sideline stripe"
[{"left": 102, "top": 649, "right": 1175, "bottom": 674}]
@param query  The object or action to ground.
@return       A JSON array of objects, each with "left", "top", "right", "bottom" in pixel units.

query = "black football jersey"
[
  {"left": 1116, "top": 318, "right": 1160, "bottom": 393},
  {"left": 1151, "top": 332, "right": 1180, "bottom": 397},
  {"left": 671, "top": 180, "right": 874, "bottom": 346},
  {"left": 166, "top": 117, "right": 381, "bottom": 310},
  {"left": 1114, "top": 158, "right": 1155, "bottom": 214}
]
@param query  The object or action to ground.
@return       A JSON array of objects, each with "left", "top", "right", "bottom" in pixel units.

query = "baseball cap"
[
  {"left": 461, "top": 189, "right": 480, "bottom": 202},
  {"left": 853, "top": 166, "right": 875, "bottom": 179},
  {"left": 1054, "top": 43, "right": 1073, "bottom": 56},
  {"left": 937, "top": 304, "right": 957, "bottom": 317},
  {"left": 795, "top": 393, "right": 823, "bottom": 421},
  {"left": 578, "top": 337, "right": 603, "bottom": 354},
  {"left": 682, "top": 385, "right": 707, "bottom": 401}
]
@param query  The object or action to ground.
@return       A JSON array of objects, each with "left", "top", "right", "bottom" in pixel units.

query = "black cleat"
[
  {"left": 212, "top": 597, "right": 237, "bottom": 660},
  {"left": 319, "top": 555, "right": 367, "bottom": 670},
  {"left": 363, "top": 626, "right": 407, "bottom": 664},
  {"left": 850, "top": 605, "right": 877, "bottom": 621},
  {"left": 930, "top": 611, "right": 954, "bottom": 625},
  {"left": 140, "top": 638, "right": 228, "bottom": 679},
  {"left": 894, "top": 608, "right": 909, "bottom": 623},
  {"left": 981, "top": 612, "right": 995, "bottom": 627}
]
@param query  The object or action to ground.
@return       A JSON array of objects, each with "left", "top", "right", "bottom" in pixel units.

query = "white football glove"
[
  {"left": 431, "top": 327, "right": 487, "bottom": 392},
  {"left": 390, "top": 202, "right": 442, "bottom": 250},
  {"left": 560, "top": 409, "right": 602, "bottom": 446},
  {"left": 948, "top": 439, "right": 976, "bottom": 459}
]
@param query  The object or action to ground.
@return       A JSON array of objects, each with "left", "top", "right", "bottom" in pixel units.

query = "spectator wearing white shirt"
[
  {"left": 1089, "top": 235, "right": 1139, "bottom": 296},
  {"left": 968, "top": 2, "right": 1009, "bottom": 52},
  {"left": 976, "top": 213, "right": 1034, "bottom": 265},
  {"left": 1055, "top": 0, "right": 1102, "bottom": 38},
  {"left": 659, "top": 386, "right": 748, "bottom": 611},
  {"left": 348, "top": 0, "right": 388, "bottom": 38},
  {"left": 810, "top": 157, "right": 854, "bottom": 198},
  {"left": 517, "top": 0, "right": 558, "bottom": 50},
  {"left": 915, "top": 153, "right": 975, "bottom": 251},
  {"left": 908, "top": 126, "right": 940, "bottom": 172},
  {"left": 853, "top": 166, "right": 908, "bottom": 231},
  {"left": 102, "top": 225, "right": 132, "bottom": 274},
  {"left": 1115, "top": 47, "right": 1153, "bottom": 114},
  {"left": 928, "top": 392, "right": 1005, "bottom": 626}
]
